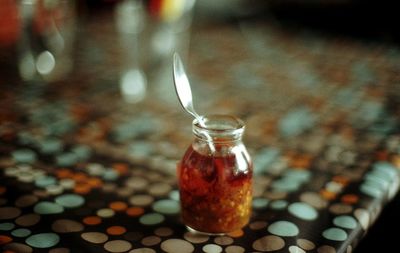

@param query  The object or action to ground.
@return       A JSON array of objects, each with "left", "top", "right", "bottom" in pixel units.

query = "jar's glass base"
[{"left": 185, "top": 225, "right": 226, "bottom": 236}]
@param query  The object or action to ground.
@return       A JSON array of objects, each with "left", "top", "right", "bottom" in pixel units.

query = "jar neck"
[{"left": 192, "top": 115, "right": 245, "bottom": 144}]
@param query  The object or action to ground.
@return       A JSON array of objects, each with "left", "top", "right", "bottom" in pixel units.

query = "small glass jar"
[{"left": 178, "top": 115, "right": 253, "bottom": 235}]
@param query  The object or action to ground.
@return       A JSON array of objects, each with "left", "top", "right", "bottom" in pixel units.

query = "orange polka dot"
[
  {"left": 107, "top": 226, "right": 127, "bottom": 235},
  {"left": 83, "top": 216, "right": 102, "bottom": 225},
  {"left": 0, "top": 186, "right": 6, "bottom": 195},
  {"left": 0, "top": 235, "right": 12, "bottom": 245},
  {"left": 73, "top": 172, "right": 89, "bottom": 182},
  {"left": 56, "top": 168, "right": 73, "bottom": 179},
  {"left": 341, "top": 194, "right": 359, "bottom": 204},
  {"left": 290, "top": 155, "right": 312, "bottom": 169},
  {"left": 320, "top": 189, "right": 337, "bottom": 200},
  {"left": 332, "top": 175, "right": 350, "bottom": 186},
  {"left": 126, "top": 207, "right": 144, "bottom": 217},
  {"left": 227, "top": 229, "right": 244, "bottom": 238},
  {"left": 87, "top": 178, "right": 103, "bottom": 188},
  {"left": 74, "top": 183, "right": 92, "bottom": 194},
  {"left": 109, "top": 201, "right": 128, "bottom": 211},
  {"left": 376, "top": 151, "right": 388, "bottom": 161},
  {"left": 113, "top": 163, "right": 129, "bottom": 175}
]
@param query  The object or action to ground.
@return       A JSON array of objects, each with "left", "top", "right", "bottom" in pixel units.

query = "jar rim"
[{"left": 192, "top": 114, "right": 245, "bottom": 140}]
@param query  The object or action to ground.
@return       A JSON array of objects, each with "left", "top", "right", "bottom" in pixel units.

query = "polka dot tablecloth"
[{"left": 1, "top": 9, "right": 400, "bottom": 253}]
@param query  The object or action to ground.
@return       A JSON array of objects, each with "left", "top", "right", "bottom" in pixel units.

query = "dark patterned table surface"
[{"left": 1, "top": 7, "right": 400, "bottom": 253}]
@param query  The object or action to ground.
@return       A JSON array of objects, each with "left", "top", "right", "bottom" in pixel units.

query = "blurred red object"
[{"left": 0, "top": 0, "right": 20, "bottom": 47}]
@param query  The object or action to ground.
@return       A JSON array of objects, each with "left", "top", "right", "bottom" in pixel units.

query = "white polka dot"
[
  {"left": 214, "top": 236, "right": 233, "bottom": 246},
  {"left": 225, "top": 245, "right": 245, "bottom": 253},
  {"left": 161, "top": 239, "right": 194, "bottom": 253},
  {"left": 289, "top": 245, "right": 306, "bottom": 253},
  {"left": 354, "top": 208, "right": 370, "bottom": 230},
  {"left": 202, "top": 244, "right": 222, "bottom": 253},
  {"left": 126, "top": 178, "right": 148, "bottom": 190},
  {"left": 129, "top": 248, "right": 156, "bottom": 253},
  {"left": 59, "top": 179, "right": 75, "bottom": 189},
  {"left": 141, "top": 236, "right": 161, "bottom": 246},
  {"left": 296, "top": 238, "right": 315, "bottom": 250},
  {"left": 129, "top": 195, "right": 154, "bottom": 207},
  {"left": 104, "top": 240, "right": 132, "bottom": 253},
  {"left": 253, "top": 235, "right": 285, "bottom": 251},
  {"left": 317, "top": 245, "right": 336, "bottom": 253},
  {"left": 148, "top": 183, "right": 172, "bottom": 197},
  {"left": 81, "top": 232, "right": 108, "bottom": 244},
  {"left": 97, "top": 208, "right": 115, "bottom": 218}
]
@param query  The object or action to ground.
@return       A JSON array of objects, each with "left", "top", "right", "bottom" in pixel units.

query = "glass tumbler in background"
[
  {"left": 115, "top": 0, "right": 197, "bottom": 104},
  {"left": 178, "top": 115, "right": 253, "bottom": 235},
  {"left": 18, "top": 0, "right": 77, "bottom": 82}
]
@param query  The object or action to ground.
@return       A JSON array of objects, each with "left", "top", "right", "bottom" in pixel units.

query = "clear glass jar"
[{"left": 178, "top": 114, "right": 253, "bottom": 235}]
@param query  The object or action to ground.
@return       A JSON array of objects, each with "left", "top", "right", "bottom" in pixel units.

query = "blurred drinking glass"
[
  {"left": 115, "top": 0, "right": 196, "bottom": 103},
  {"left": 18, "top": 0, "right": 77, "bottom": 82}
]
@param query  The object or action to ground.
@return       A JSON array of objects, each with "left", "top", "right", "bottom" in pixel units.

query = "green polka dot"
[
  {"left": 360, "top": 183, "right": 384, "bottom": 198},
  {"left": 252, "top": 198, "right": 269, "bottom": 209},
  {"left": 26, "top": 233, "right": 60, "bottom": 248},
  {"left": 169, "top": 190, "right": 180, "bottom": 201},
  {"left": 288, "top": 202, "right": 318, "bottom": 220},
  {"left": 333, "top": 215, "right": 357, "bottom": 229},
  {"left": 55, "top": 194, "right": 85, "bottom": 208},
  {"left": 283, "top": 169, "right": 311, "bottom": 182},
  {"left": 72, "top": 145, "right": 92, "bottom": 160},
  {"left": 12, "top": 228, "right": 31, "bottom": 237},
  {"left": 12, "top": 149, "right": 37, "bottom": 164},
  {"left": 56, "top": 153, "right": 79, "bottom": 167},
  {"left": 368, "top": 170, "right": 392, "bottom": 183},
  {"left": 271, "top": 179, "right": 301, "bottom": 192},
  {"left": 373, "top": 162, "right": 397, "bottom": 180},
  {"left": 152, "top": 200, "right": 180, "bottom": 214},
  {"left": 322, "top": 227, "right": 348, "bottom": 241},
  {"left": 139, "top": 213, "right": 165, "bottom": 225},
  {"left": 270, "top": 200, "right": 288, "bottom": 210},
  {"left": 0, "top": 222, "right": 15, "bottom": 231},
  {"left": 268, "top": 221, "right": 299, "bottom": 237},
  {"left": 38, "top": 138, "right": 63, "bottom": 154},
  {"left": 365, "top": 173, "right": 389, "bottom": 191},
  {"left": 35, "top": 176, "right": 57, "bottom": 188},
  {"left": 34, "top": 201, "right": 64, "bottom": 214},
  {"left": 103, "top": 169, "right": 119, "bottom": 181}
]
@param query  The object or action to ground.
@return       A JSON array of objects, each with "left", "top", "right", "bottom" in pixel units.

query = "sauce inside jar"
[{"left": 178, "top": 139, "right": 252, "bottom": 234}]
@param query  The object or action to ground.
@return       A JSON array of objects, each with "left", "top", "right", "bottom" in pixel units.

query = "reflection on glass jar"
[{"left": 178, "top": 115, "right": 253, "bottom": 235}]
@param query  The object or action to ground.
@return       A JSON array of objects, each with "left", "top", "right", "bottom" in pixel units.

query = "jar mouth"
[{"left": 193, "top": 114, "right": 245, "bottom": 141}]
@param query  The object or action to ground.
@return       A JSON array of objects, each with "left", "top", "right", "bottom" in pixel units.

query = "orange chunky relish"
[{"left": 178, "top": 143, "right": 252, "bottom": 234}]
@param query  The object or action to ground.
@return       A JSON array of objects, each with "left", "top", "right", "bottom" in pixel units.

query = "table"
[{"left": 1, "top": 7, "right": 400, "bottom": 253}]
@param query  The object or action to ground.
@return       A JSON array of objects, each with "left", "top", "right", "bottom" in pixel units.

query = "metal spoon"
[{"left": 172, "top": 53, "right": 215, "bottom": 153}]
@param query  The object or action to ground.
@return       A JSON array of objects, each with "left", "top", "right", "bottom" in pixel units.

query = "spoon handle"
[{"left": 172, "top": 53, "right": 216, "bottom": 153}]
